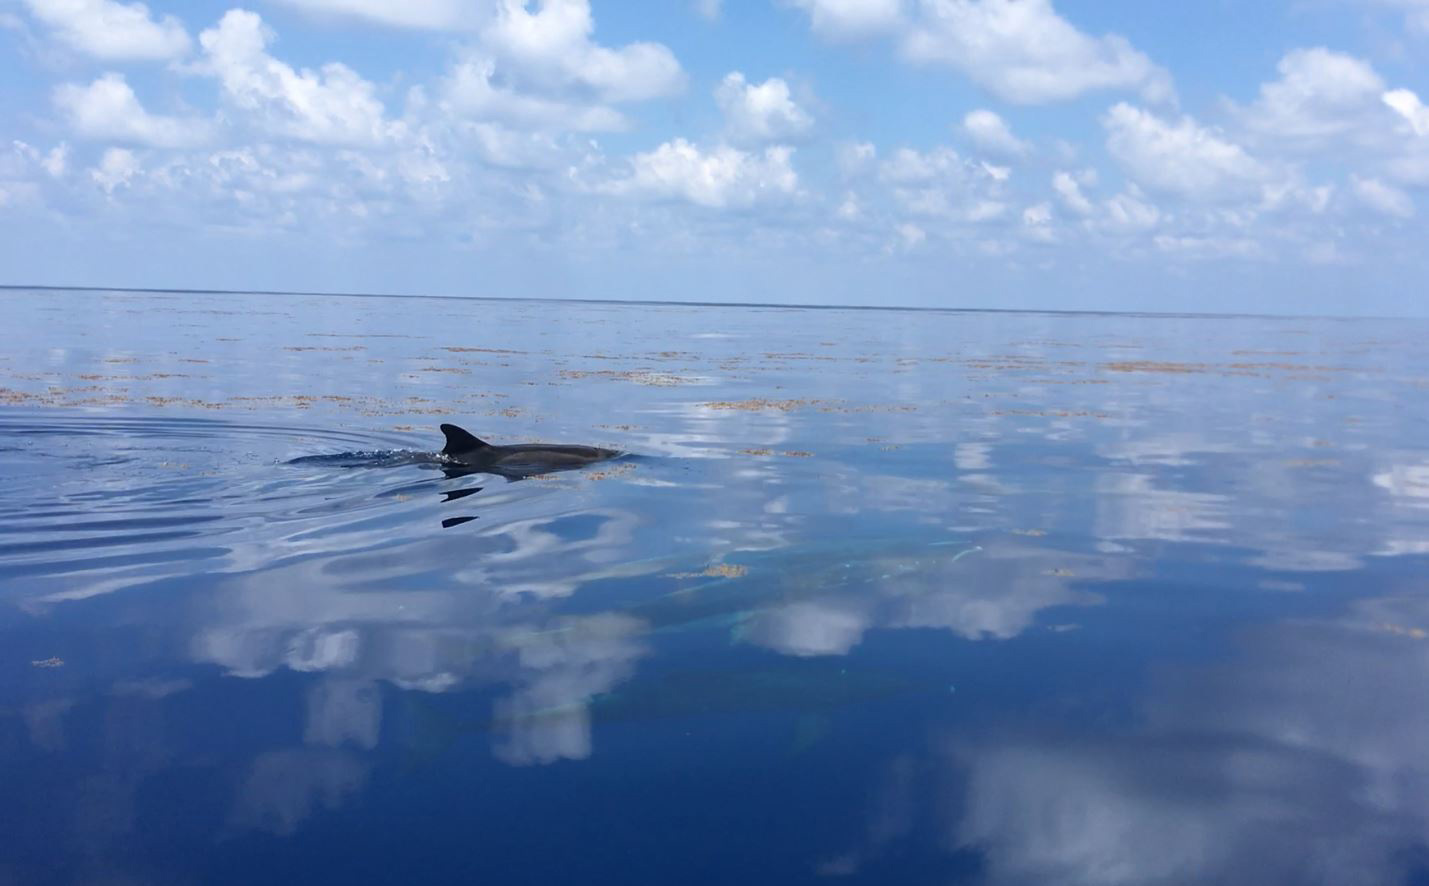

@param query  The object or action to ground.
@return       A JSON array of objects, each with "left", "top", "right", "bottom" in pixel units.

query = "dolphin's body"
[{"left": 439, "top": 423, "right": 620, "bottom": 478}]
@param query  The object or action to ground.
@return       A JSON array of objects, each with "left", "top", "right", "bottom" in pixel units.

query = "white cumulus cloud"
[
  {"left": 1237, "top": 48, "right": 1388, "bottom": 146},
  {"left": 880, "top": 145, "right": 965, "bottom": 183},
  {"left": 837, "top": 141, "right": 877, "bottom": 177},
  {"left": 1051, "top": 170, "right": 1093, "bottom": 215},
  {"left": 482, "top": 0, "right": 684, "bottom": 103},
  {"left": 1353, "top": 176, "right": 1414, "bottom": 218},
  {"left": 901, "top": 0, "right": 1173, "bottom": 105},
  {"left": 1103, "top": 103, "right": 1268, "bottom": 202},
  {"left": 444, "top": 57, "right": 626, "bottom": 131},
  {"left": 268, "top": 0, "right": 483, "bottom": 29},
  {"left": 1366, "top": 0, "right": 1429, "bottom": 35},
  {"left": 961, "top": 109, "right": 1028, "bottom": 157},
  {"left": 1384, "top": 88, "right": 1429, "bottom": 136},
  {"left": 895, "top": 221, "right": 926, "bottom": 248},
  {"left": 22, "top": 0, "right": 190, "bottom": 60},
  {"left": 878, "top": 145, "right": 1008, "bottom": 221},
  {"left": 1099, "top": 187, "right": 1160, "bottom": 232},
  {"left": 54, "top": 73, "right": 213, "bottom": 148},
  {"left": 603, "top": 138, "right": 798, "bottom": 209},
  {"left": 198, "top": 10, "right": 393, "bottom": 145},
  {"left": 40, "top": 143, "right": 69, "bottom": 177},
  {"left": 786, "top": 0, "right": 904, "bottom": 40},
  {"left": 1382, "top": 87, "right": 1429, "bottom": 184},
  {"left": 6, "top": 141, "right": 70, "bottom": 181},
  {"left": 715, "top": 72, "right": 814, "bottom": 145},
  {"left": 90, "top": 146, "right": 140, "bottom": 193},
  {"left": 1153, "top": 234, "right": 1262, "bottom": 259},
  {"left": 436, "top": 0, "right": 684, "bottom": 135}
]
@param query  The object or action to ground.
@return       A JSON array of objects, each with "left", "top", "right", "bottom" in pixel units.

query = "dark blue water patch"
[{"left": 1403, "top": 850, "right": 1429, "bottom": 886}]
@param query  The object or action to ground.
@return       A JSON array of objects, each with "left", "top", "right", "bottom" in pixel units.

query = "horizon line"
[{"left": 0, "top": 283, "right": 1409, "bottom": 323}]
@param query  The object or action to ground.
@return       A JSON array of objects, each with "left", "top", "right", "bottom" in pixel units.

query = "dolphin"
[{"left": 439, "top": 423, "right": 620, "bottom": 479}]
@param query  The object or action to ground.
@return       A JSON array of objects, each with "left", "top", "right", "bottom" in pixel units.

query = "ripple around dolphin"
[{"left": 0, "top": 411, "right": 574, "bottom": 591}]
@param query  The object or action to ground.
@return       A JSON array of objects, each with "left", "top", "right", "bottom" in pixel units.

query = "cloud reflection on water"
[{"left": 944, "top": 592, "right": 1429, "bottom": 885}]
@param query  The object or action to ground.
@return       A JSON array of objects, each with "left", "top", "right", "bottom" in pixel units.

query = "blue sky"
[{"left": 3, "top": 0, "right": 1429, "bottom": 315}]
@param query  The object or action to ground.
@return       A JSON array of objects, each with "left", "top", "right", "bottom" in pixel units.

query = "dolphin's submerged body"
[{"left": 438, "top": 423, "right": 621, "bottom": 478}]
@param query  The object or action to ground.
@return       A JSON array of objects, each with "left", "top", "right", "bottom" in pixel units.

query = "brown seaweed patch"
[
  {"left": 668, "top": 563, "right": 749, "bottom": 579},
  {"left": 144, "top": 396, "right": 227, "bottom": 409},
  {"left": 991, "top": 408, "right": 1113, "bottom": 419},
  {"left": 704, "top": 563, "right": 747, "bottom": 578},
  {"left": 560, "top": 369, "right": 695, "bottom": 386},
  {"left": 704, "top": 398, "right": 816, "bottom": 412},
  {"left": 1226, "top": 361, "right": 1358, "bottom": 373},
  {"left": 1102, "top": 361, "right": 1207, "bottom": 374},
  {"left": 816, "top": 403, "right": 918, "bottom": 414},
  {"left": 584, "top": 462, "right": 636, "bottom": 481},
  {"left": 76, "top": 373, "right": 191, "bottom": 381},
  {"left": 1102, "top": 359, "right": 1355, "bottom": 376},
  {"left": 310, "top": 333, "right": 416, "bottom": 339}
]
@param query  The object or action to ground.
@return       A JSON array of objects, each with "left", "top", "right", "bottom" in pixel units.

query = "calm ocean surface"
[{"left": 3, "top": 288, "right": 1429, "bottom": 885}]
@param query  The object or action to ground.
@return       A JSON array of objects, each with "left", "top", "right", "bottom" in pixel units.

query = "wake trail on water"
[{"left": 284, "top": 450, "right": 446, "bottom": 470}]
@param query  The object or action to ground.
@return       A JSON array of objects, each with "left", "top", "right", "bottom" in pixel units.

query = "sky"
[{"left": 2, "top": 0, "right": 1429, "bottom": 315}]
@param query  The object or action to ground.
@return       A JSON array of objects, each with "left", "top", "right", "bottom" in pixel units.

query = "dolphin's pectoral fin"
[{"left": 439, "top": 423, "right": 488, "bottom": 455}]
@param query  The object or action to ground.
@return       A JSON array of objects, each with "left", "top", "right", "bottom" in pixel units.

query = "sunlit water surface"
[{"left": 3, "top": 289, "right": 1429, "bottom": 885}]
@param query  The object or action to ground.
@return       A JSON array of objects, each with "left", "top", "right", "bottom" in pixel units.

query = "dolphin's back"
[
  {"left": 437, "top": 423, "right": 620, "bottom": 474},
  {"left": 487, "top": 444, "right": 618, "bottom": 467}
]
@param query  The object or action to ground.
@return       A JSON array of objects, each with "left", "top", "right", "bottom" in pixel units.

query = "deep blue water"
[{"left": 3, "top": 288, "right": 1429, "bottom": 885}]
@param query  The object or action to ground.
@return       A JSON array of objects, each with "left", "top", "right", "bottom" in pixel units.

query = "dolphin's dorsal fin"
[{"left": 440, "top": 423, "right": 488, "bottom": 454}]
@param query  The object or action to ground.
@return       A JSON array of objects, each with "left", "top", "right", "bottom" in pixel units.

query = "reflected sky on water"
[{"left": 2, "top": 289, "right": 1428, "bottom": 884}]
